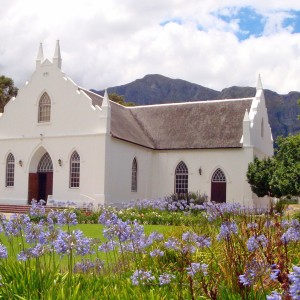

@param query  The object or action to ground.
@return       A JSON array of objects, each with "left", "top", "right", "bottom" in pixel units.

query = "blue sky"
[
  {"left": 216, "top": 7, "right": 266, "bottom": 40},
  {"left": 1, "top": 1, "right": 300, "bottom": 93},
  {"left": 216, "top": 7, "right": 300, "bottom": 40}
]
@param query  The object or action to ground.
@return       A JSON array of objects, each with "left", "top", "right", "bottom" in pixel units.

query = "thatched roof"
[{"left": 80, "top": 88, "right": 252, "bottom": 149}]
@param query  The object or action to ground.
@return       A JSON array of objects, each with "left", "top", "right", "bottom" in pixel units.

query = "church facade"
[{"left": 0, "top": 42, "right": 273, "bottom": 208}]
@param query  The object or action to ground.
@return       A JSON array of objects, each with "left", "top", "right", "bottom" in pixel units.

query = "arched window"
[
  {"left": 6, "top": 153, "right": 15, "bottom": 187},
  {"left": 38, "top": 92, "right": 51, "bottom": 122},
  {"left": 37, "top": 153, "right": 53, "bottom": 172},
  {"left": 70, "top": 151, "right": 80, "bottom": 188},
  {"left": 131, "top": 158, "right": 137, "bottom": 192},
  {"left": 212, "top": 168, "right": 226, "bottom": 182},
  {"left": 175, "top": 161, "right": 188, "bottom": 194}
]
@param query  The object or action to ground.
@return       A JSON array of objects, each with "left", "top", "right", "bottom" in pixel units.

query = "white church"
[{"left": 0, "top": 41, "right": 273, "bottom": 208}]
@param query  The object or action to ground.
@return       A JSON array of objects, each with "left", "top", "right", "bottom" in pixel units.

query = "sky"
[{"left": 1, "top": 0, "right": 300, "bottom": 94}]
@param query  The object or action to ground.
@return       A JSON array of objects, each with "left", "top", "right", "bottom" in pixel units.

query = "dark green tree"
[
  {"left": 0, "top": 75, "right": 18, "bottom": 112},
  {"left": 247, "top": 156, "right": 276, "bottom": 197},
  {"left": 109, "top": 93, "right": 135, "bottom": 107},
  {"left": 247, "top": 134, "right": 300, "bottom": 198},
  {"left": 270, "top": 134, "right": 300, "bottom": 197}
]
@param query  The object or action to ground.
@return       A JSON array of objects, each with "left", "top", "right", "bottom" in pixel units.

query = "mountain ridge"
[{"left": 92, "top": 74, "right": 300, "bottom": 141}]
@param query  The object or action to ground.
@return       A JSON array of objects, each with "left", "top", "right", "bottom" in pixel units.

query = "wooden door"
[
  {"left": 28, "top": 173, "right": 39, "bottom": 204},
  {"left": 45, "top": 172, "right": 53, "bottom": 202},
  {"left": 211, "top": 182, "right": 226, "bottom": 203}
]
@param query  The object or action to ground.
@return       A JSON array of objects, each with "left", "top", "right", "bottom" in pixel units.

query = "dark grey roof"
[{"left": 80, "top": 88, "right": 253, "bottom": 149}]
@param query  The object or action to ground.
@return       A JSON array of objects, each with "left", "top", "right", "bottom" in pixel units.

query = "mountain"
[{"left": 92, "top": 74, "right": 300, "bottom": 141}]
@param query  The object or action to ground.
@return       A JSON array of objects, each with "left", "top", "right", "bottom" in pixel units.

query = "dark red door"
[
  {"left": 211, "top": 182, "right": 226, "bottom": 203},
  {"left": 28, "top": 172, "right": 53, "bottom": 204},
  {"left": 28, "top": 173, "right": 39, "bottom": 204}
]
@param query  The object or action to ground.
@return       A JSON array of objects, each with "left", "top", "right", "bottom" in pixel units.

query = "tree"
[
  {"left": 108, "top": 93, "right": 135, "bottom": 107},
  {"left": 247, "top": 157, "right": 276, "bottom": 197},
  {"left": 247, "top": 134, "right": 300, "bottom": 198},
  {"left": 0, "top": 75, "right": 18, "bottom": 112},
  {"left": 270, "top": 134, "right": 300, "bottom": 197}
]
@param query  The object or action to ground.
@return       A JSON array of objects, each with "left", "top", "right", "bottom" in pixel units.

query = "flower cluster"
[
  {"left": 239, "top": 259, "right": 268, "bottom": 286},
  {"left": 217, "top": 221, "right": 238, "bottom": 241},
  {"left": 73, "top": 258, "right": 104, "bottom": 274},
  {"left": 288, "top": 266, "right": 300, "bottom": 299},
  {"left": 281, "top": 219, "right": 300, "bottom": 244},
  {"left": 186, "top": 263, "right": 208, "bottom": 277},
  {"left": 131, "top": 270, "right": 155, "bottom": 286},
  {"left": 247, "top": 234, "right": 268, "bottom": 252}
]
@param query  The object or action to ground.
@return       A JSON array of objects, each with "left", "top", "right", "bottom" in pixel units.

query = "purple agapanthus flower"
[
  {"left": 0, "top": 244, "right": 8, "bottom": 259},
  {"left": 281, "top": 227, "right": 300, "bottom": 245},
  {"left": 247, "top": 234, "right": 268, "bottom": 252},
  {"left": 158, "top": 273, "right": 175, "bottom": 285},
  {"left": 195, "top": 235, "right": 211, "bottom": 248},
  {"left": 239, "top": 259, "right": 268, "bottom": 287},
  {"left": 131, "top": 269, "right": 155, "bottom": 286},
  {"left": 186, "top": 262, "right": 208, "bottom": 277},
  {"left": 288, "top": 265, "right": 300, "bottom": 300},
  {"left": 217, "top": 221, "right": 238, "bottom": 241},
  {"left": 266, "top": 291, "right": 282, "bottom": 300},
  {"left": 165, "top": 237, "right": 180, "bottom": 251},
  {"left": 150, "top": 249, "right": 164, "bottom": 257}
]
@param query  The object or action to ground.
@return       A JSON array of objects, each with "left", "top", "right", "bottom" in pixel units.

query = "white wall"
[
  {"left": 105, "top": 138, "right": 154, "bottom": 206},
  {"left": 150, "top": 147, "right": 255, "bottom": 206},
  {"left": 105, "top": 138, "right": 256, "bottom": 207}
]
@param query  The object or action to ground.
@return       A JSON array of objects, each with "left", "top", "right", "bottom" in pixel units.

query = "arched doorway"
[
  {"left": 28, "top": 152, "right": 53, "bottom": 204},
  {"left": 211, "top": 168, "right": 226, "bottom": 203}
]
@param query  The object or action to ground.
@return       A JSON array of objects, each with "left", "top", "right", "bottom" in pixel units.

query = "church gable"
[{"left": 0, "top": 42, "right": 107, "bottom": 139}]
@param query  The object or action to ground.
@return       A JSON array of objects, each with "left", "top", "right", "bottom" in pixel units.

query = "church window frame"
[
  {"left": 131, "top": 158, "right": 138, "bottom": 192},
  {"left": 211, "top": 168, "right": 226, "bottom": 182},
  {"left": 38, "top": 92, "right": 51, "bottom": 123},
  {"left": 175, "top": 161, "right": 188, "bottom": 194},
  {"left": 6, "top": 153, "right": 15, "bottom": 187},
  {"left": 70, "top": 151, "right": 80, "bottom": 188},
  {"left": 37, "top": 153, "right": 53, "bottom": 172}
]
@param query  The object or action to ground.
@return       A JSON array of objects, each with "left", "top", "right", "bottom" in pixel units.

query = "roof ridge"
[{"left": 128, "top": 97, "right": 254, "bottom": 109}]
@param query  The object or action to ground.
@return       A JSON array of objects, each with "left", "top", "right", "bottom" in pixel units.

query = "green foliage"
[
  {"left": 0, "top": 75, "right": 18, "bottom": 112},
  {"left": 247, "top": 157, "right": 275, "bottom": 197},
  {"left": 247, "top": 133, "right": 300, "bottom": 198},
  {"left": 271, "top": 134, "right": 300, "bottom": 197},
  {"left": 109, "top": 93, "right": 135, "bottom": 107}
]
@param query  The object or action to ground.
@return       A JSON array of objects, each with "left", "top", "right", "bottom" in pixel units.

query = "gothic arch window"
[
  {"left": 38, "top": 92, "right": 51, "bottom": 122},
  {"left": 6, "top": 153, "right": 15, "bottom": 187},
  {"left": 131, "top": 158, "right": 137, "bottom": 192},
  {"left": 175, "top": 161, "right": 188, "bottom": 194},
  {"left": 211, "top": 168, "right": 226, "bottom": 203},
  {"left": 212, "top": 168, "right": 226, "bottom": 182},
  {"left": 70, "top": 151, "right": 80, "bottom": 188},
  {"left": 37, "top": 153, "right": 53, "bottom": 172}
]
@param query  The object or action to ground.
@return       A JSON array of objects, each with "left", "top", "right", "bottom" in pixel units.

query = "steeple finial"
[
  {"left": 36, "top": 43, "right": 44, "bottom": 67},
  {"left": 256, "top": 74, "right": 263, "bottom": 90},
  {"left": 102, "top": 89, "right": 110, "bottom": 107},
  {"left": 53, "top": 40, "right": 62, "bottom": 69},
  {"left": 243, "top": 109, "right": 250, "bottom": 122}
]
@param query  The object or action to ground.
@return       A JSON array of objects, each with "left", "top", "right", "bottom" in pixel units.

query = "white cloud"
[{"left": 0, "top": 0, "right": 300, "bottom": 94}]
